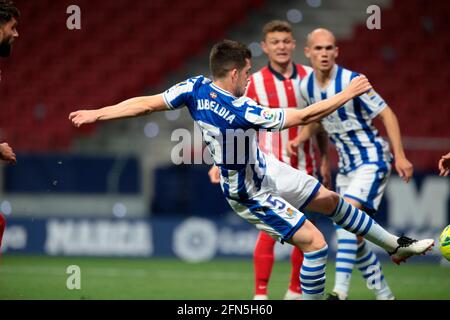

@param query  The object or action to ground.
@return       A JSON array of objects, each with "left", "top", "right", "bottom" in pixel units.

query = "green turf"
[{"left": 0, "top": 255, "right": 449, "bottom": 300}]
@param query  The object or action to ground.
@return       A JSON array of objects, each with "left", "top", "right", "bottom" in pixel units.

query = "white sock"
[
  {"left": 356, "top": 240, "right": 394, "bottom": 298},
  {"left": 331, "top": 198, "right": 398, "bottom": 252},
  {"left": 333, "top": 225, "right": 357, "bottom": 298},
  {"left": 300, "top": 245, "right": 328, "bottom": 300}
]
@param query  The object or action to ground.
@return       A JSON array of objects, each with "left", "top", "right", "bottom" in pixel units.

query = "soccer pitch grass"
[{"left": 0, "top": 255, "right": 449, "bottom": 300}]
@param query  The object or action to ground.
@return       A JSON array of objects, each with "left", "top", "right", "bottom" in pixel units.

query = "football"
[{"left": 439, "top": 225, "right": 450, "bottom": 261}]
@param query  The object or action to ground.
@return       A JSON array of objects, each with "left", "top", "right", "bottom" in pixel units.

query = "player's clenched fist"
[
  {"left": 208, "top": 165, "right": 220, "bottom": 184},
  {"left": 69, "top": 110, "right": 99, "bottom": 127},
  {"left": 0, "top": 142, "right": 16, "bottom": 164},
  {"left": 439, "top": 152, "right": 450, "bottom": 177},
  {"left": 347, "top": 76, "right": 372, "bottom": 97}
]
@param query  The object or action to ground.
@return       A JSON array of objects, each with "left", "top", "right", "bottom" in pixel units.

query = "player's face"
[
  {"left": 235, "top": 58, "right": 251, "bottom": 97},
  {"left": 304, "top": 33, "right": 338, "bottom": 72},
  {"left": 262, "top": 32, "right": 296, "bottom": 66},
  {"left": 0, "top": 18, "right": 19, "bottom": 57}
]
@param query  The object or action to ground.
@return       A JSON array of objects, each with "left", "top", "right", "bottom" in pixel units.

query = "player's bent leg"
[
  {"left": 304, "top": 186, "right": 434, "bottom": 263},
  {"left": 287, "top": 220, "right": 328, "bottom": 300},
  {"left": 253, "top": 231, "right": 276, "bottom": 300},
  {"left": 302, "top": 185, "right": 339, "bottom": 215}
]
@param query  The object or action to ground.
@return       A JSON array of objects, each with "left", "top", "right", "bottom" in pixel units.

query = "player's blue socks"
[
  {"left": 333, "top": 226, "right": 357, "bottom": 298},
  {"left": 356, "top": 240, "right": 394, "bottom": 299},
  {"left": 300, "top": 245, "right": 328, "bottom": 300},
  {"left": 331, "top": 198, "right": 398, "bottom": 252}
]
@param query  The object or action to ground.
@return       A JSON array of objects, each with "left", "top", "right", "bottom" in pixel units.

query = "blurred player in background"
[
  {"left": 287, "top": 28, "right": 413, "bottom": 300},
  {"left": 0, "top": 0, "right": 19, "bottom": 250},
  {"left": 209, "top": 20, "right": 330, "bottom": 300},
  {"left": 439, "top": 152, "right": 450, "bottom": 177},
  {"left": 70, "top": 39, "right": 434, "bottom": 300}
]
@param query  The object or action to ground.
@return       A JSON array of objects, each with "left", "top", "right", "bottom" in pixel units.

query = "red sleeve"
[{"left": 245, "top": 77, "right": 259, "bottom": 103}]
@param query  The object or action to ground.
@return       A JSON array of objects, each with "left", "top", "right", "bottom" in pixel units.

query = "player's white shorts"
[
  {"left": 225, "top": 155, "right": 321, "bottom": 243},
  {"left": 336, "top": 162, "right": 391, "bottom": 215}
]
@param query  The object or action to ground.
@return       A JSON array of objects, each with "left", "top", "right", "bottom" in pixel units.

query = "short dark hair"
[
  {"left": 262, "top": 20, "right": 293, "bottom": 39},
  {"left": 209, "top": 40, "right": 251, "bottom": 79},
  {"left": 0, "top": 0, "right": 20, "bottom": 26}
]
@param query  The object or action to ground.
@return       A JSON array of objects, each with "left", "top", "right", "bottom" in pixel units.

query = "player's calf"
[
  {"left": 300, "top": 245, "right": 328, "bottom": 300},
  {"left": 288, "top": 220, "right": 328, "bottom": 300},
  {"left": 288, "top": 219, "right": 326, "bottom": 253}
]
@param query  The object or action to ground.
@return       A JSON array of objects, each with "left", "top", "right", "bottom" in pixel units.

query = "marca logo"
[{"left": 44, "top": 219, "right": 153, "bottom": 256}]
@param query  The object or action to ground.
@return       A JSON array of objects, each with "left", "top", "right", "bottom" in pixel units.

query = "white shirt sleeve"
[
  {"left": 357, "top": 88, "right": 387, "bottom": 119},
  {"left": 163, "top": 76, "right": 201, "bottom": 110},
  {"left": 236, "top": 97, "right": 285, "bottom": 130}
]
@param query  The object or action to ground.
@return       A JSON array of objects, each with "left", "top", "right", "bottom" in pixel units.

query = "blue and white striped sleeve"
[
  {"left": 162, "top": 77, "right": 199, "bottom": 110},
  {"left": 350, "top": 72, "right": 387, "bottom": 118},
  {"left": 357, "top": 88, "right": 387, "bottom": 119},
  {"left": 238, "top": 97, "right": 285, "bottom": 131}
]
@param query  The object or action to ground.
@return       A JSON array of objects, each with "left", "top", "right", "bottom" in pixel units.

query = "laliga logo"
[{"left": 261, "top": 110, "right": 275, "bottom": 121}]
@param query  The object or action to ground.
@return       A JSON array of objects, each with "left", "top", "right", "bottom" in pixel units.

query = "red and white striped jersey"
[{"left": 245, "top": 63, "right": 317, "bottom": 176}]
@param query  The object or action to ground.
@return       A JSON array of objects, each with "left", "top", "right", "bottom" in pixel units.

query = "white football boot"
[{"left": 389, "top": 236, "right": 434, "bottom": 265}]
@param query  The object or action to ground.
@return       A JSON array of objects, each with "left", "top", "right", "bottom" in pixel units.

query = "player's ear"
[
  {"left": 230, "top": 68, "right": 239, "bottom": 80},
  {"left": 304, "top": 46, "right": 310, "bottom": 59},
  {"left": 335, "top": 46, "right": 339, "bottom": 59},
  {"left": 261, "top": 40, "right": 269, "bottom": 55}
]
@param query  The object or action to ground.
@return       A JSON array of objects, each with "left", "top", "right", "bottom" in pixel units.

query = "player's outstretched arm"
[
  {"left": 69, "top": 94, "right": 168, "bottom": 128},
  {"left": 377, "top": 106, "right": 413, "bottom": 183},
  {"left": 282, "top": 76, "right": 372, "bottom": 129},
  {"left": 439, "top": 152, "right": 450, "bottom": 177}
]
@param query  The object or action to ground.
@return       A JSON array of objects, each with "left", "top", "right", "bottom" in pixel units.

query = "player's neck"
[
  {"left": 315, "top": 68, "right": 334, "bottom": 89},
  {"left": 269, "top": 61, "right": 293, "bottom": 79},
  {"left": 213, "top": 79, "right": 236, "bottom": 97}
]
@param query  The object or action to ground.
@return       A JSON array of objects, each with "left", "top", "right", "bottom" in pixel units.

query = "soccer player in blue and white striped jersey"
[
  {"left": 288, "top": 28, "right": 414, "bottom": 300},
  {"left": 70, "top": 39, "right": 434, "bottom": 300}
]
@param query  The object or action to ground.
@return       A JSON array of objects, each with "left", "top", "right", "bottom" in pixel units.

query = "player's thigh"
[
  {"left": 227, "top": 192, "right": 307, "bottom": 244},
  {"left": 341, "top": 163, "right": 391, "bottom": 214},
  {"left": 303, "top": 185, "right": 340, "bottom": 216},
  {"left": 265, "top": 155, "right": 321, "bottom": 211}
]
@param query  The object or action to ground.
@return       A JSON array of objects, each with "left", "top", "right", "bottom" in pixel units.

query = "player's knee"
[
  {"left": 297, "top": 226, "right": 327, "bottom": 253},
  {"left": 308, "top": 228, "right": 327, "bottom": 252},
  {"left": 321, "top": 189, "right": 340, "bottom": 215}
]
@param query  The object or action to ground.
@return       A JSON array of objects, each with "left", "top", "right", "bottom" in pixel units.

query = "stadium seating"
[
  {"left": 0, "top": 0, "right": 447, "bottom": 171},
  {"left": 337, "top": 0, "right": 450, "bottom": 170},
  {"left": 0, "top": 0, "right": 264, "bottom": 152}
]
